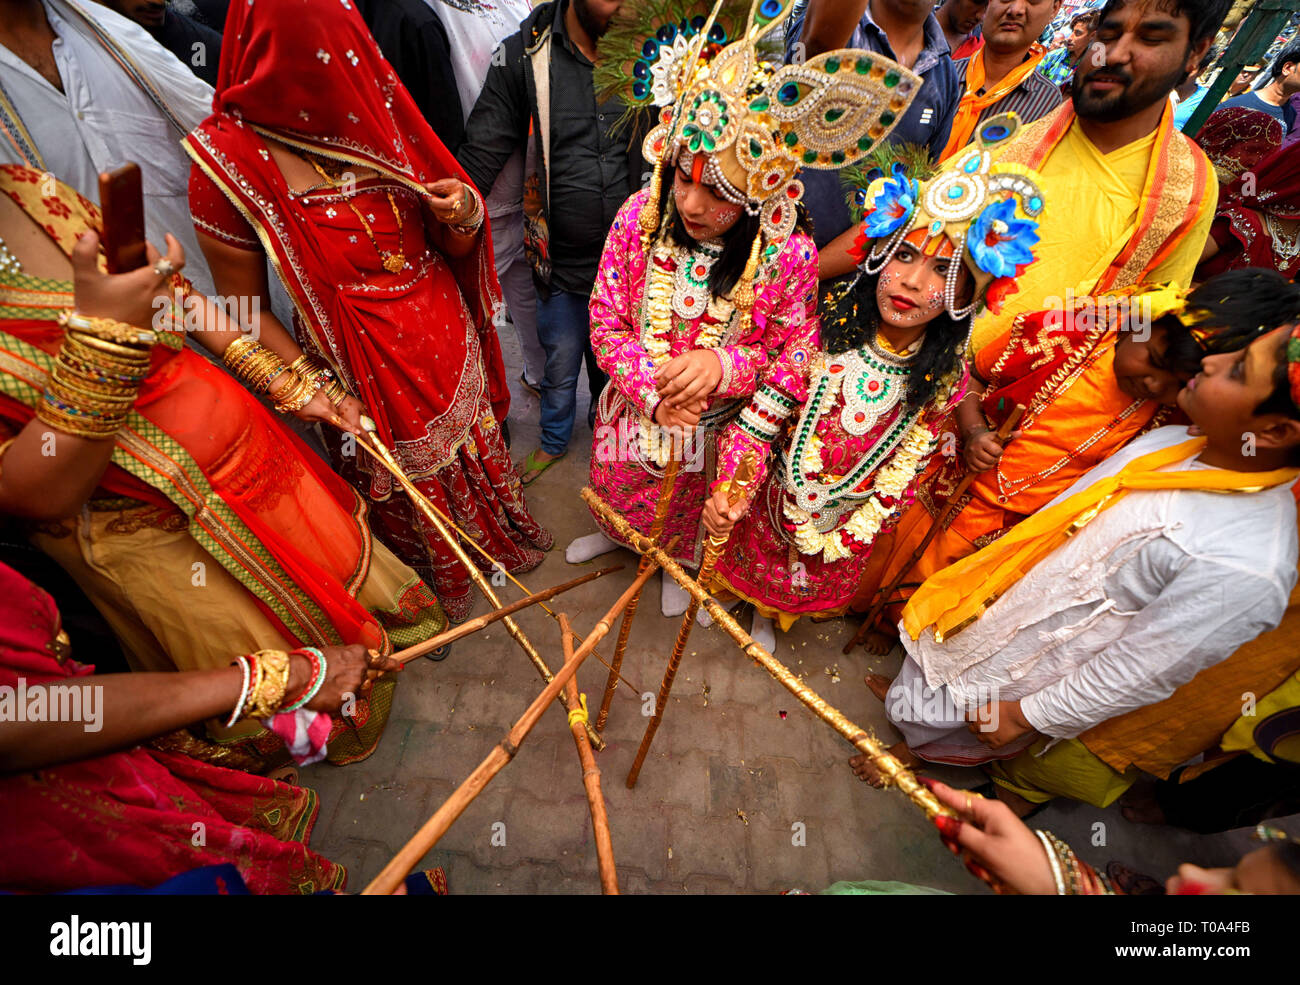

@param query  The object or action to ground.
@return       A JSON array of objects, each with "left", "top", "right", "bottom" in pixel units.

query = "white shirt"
[
  {"left": 902, "top": 426, "right": 1298, "bottom": 739},
  {"left": 425, "top": 0, "right": 530, "bottom": 220},
  {"left": 0, "top": 0, "right": 214, "bottom": 294}
]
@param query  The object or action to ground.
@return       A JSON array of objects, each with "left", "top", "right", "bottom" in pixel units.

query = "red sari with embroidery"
[
  {"left": 0, "top": 563, "right": 346, "bottom": 894},
  {"left": 184, "top": 0, "right": 550, "bottom": 619}
]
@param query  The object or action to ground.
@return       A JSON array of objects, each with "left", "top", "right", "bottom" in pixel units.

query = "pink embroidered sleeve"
[
  {"left": 589, "top": 190, "right": 660, "bottom": 419},
  {"left": 715, "top": 232, "right": 820, "bottom": 489}
]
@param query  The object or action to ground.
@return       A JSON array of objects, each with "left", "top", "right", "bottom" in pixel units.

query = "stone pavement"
[{"left": 304, "top": 335, "right": 1295, "bottom": 894}]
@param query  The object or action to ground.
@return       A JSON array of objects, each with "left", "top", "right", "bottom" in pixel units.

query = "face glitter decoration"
[{"left": 876, "top": 245, "right": 963, "bottom": 328}]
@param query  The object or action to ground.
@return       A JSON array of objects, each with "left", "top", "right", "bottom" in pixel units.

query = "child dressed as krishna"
[
  {"left": 564, "top": 0, "right": 924, "bottom": 617},
  {"left": 705, "top": 118, "right": 1049, "bottom": 651}
]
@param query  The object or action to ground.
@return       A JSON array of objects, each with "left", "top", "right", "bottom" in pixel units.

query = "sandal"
[
  {"left": 518, "top": 373, "right": 541, "bottom": 399},
  {"left": 518, "top": 448, "right": 565, "bottom": 486},
  {"left": 425, "top": 642, "right": 451, "bottom": 662}
]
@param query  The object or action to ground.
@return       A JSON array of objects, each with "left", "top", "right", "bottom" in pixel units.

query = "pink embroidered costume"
[
  {"left": 712, "top": 119, "right": 1050, "bottom": 627},
  {"left": 582, "top": 0, "right": 924, "bottom": 565},
  {"left": 587, "top": 188, "right": 819, "bottom": 564}
]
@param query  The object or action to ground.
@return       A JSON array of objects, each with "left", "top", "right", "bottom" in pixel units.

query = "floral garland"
[
  {"left": 783, "top": 415, "right": 937, "bottom": 563},
  {"left": 638, "top": 237, "right": 733, "bottom": 467}
]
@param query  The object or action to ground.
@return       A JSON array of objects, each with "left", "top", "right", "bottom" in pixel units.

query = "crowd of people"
[{"left": 0, "top": 0, "right": 1298, "bottom": 897}]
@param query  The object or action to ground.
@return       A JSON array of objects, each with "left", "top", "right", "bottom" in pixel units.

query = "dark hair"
[
  {"left": 1070, "top": 11, "right": 1098, "bottom": 30},
  {"left": 1188, "top": 269, "right": 1300, "bottom": 355},
  {"left": 818, "top": 268, "right": 969, "bottom": 411},
  {"left": 656, "top": 166, "right": 811, "bottom": 299},
  {"left": 1268, "top": 40, "right": 1300, "bottom": 82},
  {"left": 1097, "top": 0, "right": 1231, "bottom": 47},
  {"left": 1275, "top": 842, "right": 1300, "bottom": 884},
  {"left": 1253, "top": 333, "right": 1298, "bottom": 419}
]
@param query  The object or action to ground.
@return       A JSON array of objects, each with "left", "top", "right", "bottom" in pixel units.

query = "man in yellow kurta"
[{"left": 969, "top": 0, "right": 1223, "bottom": 351}]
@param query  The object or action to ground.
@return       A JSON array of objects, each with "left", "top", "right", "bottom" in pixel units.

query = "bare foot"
[
  {"left": 862, "top": 627, "right": 898, "bottom": 655},
  {"left": 849, "top": 741, "right": 920, "bottom": 789},
  {"left": 863, "top": 672, "right": 893, "bottom": 702}
]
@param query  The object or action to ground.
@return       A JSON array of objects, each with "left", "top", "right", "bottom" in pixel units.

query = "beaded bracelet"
[{"left": 281, "top": 646, "right": 328, "bottom": 712}]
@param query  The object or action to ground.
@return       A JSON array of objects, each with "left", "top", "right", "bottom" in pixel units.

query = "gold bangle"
[
  {"left": 61, "top": 333, "right": 151, "bottom": 373},
  {"left": 324, "top": 378, "right": 350, "bottom": 404},
  {"left": 35, "top": 397, "right": 128, "bottom": 439},
  {"left": 244, "top": 649, "right": 292, "bottom": 718},
  {"left": 59, "top": 310, "right": 156, "bottom": 349},
  {"left": 271, "top": 371, "right": 320, "bottom": 413}
]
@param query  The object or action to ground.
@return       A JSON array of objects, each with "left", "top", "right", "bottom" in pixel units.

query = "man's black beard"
[
  {"left": 572, "top": 0, "right": 611, "bottom": 40},
  {"left": 1072, "top": 56, "right": 1188, "bottom": 123}
]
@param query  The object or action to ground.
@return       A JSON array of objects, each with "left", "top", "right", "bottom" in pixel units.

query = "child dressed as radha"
[{"left": 704, "top": 126, "right": 1049, "bottom": 652}]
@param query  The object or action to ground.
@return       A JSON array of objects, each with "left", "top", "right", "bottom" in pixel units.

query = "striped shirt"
[{"left": 952, "top": 53, "right": 1064, "bottom": 140}]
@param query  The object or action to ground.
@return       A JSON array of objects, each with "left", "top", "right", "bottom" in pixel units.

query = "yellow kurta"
[{"left": 971, "top": 122, "right": 1216, "bottom": 352}]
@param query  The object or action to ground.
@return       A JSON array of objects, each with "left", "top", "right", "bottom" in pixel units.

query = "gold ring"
[
  {"left": 965, "top": 792, "right": 973, "bottom": 814},
  {"left": 153, "top": 259, "right": 176, "bottom": 277}
]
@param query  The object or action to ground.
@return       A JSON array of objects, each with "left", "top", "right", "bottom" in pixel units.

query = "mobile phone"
[{"left": 98, "top": 163, "right": 148, "bottom": 274}]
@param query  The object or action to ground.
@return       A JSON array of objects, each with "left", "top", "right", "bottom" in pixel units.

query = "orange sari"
[{"left": 0, "top": 165, "right": 444, "bottom": 762}]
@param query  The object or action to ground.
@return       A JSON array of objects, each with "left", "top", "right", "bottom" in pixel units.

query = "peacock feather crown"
[{"left": 596, "top": 0, "right": 922, "bottom": 263}]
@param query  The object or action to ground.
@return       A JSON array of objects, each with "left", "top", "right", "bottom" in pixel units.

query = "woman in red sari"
[
  {"left": 185, "top": 0, "right": 551, "bottom": 620},
  {"left": 1196, "top": 142, "right": 1300, "bottom": 281}
]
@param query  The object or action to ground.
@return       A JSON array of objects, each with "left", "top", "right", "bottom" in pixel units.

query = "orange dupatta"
[{"left": 939, "top": 44, "right": 1046, "bottom": 160}]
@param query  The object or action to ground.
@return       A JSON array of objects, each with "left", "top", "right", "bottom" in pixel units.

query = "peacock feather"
[{"left": 841, "top": 142, "right": 936, "bottom": 223}]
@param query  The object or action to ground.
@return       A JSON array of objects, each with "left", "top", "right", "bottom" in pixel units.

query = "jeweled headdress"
[
  {"left": 851, "top": 114, "right": 1047, "bottom": 322},
  {"left": 597, "top": 0, "right": 921, "bottom": 326}
]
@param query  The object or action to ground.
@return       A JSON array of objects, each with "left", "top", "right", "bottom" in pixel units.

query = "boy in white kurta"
[{"left": 858, "top": 317, "right": 1300, "bottom": 798}]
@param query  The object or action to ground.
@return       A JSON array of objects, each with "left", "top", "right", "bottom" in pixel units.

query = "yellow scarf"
[
  {"left": 903, "top": 437, "right": 1299, "bottom": 642},
  {"left": 940, "top": 44, "right": 1047, "bottom": 161}
]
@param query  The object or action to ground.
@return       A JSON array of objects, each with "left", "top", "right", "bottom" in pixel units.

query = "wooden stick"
[
  {"left": 597, "top": 434, "right": 685, "bottom": 732},
  {"left": 844, "top": 403, "right": 1026, "bottom": 655},
  {"left": 627, "top": 452, "right": 758, "bottom": 787},
  {"left": 356, "top": 425, "right": 603, "bottom": 750},
  {"left": 392, "top": 566, "right": 622, "bottom": 664},
  {"left": 360, "top": 558, "right": 664, "bottom": 895},
  {"left": 583, "top": 486, "right": 953, "bottom": 820},
  {"left": 559, "top": 614, "right": 619, "bottom": 895}
]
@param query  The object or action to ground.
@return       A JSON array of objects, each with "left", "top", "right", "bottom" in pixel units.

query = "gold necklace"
[{"left": 307, "top": 157, "right": 406, "bottom": 273}]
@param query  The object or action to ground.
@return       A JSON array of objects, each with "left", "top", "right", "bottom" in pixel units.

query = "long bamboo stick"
[
  {"left": 583, "top": 486, "right": 953, "bottom": 820},
  {"left": 356, "top": 424, "right": 603, "bottom": 750},
  {"left": 626, "top": 451, "right": 757, "bottom": 787},
  {"left": 597, "top": 435, "right": 685, "bottom": 732},
  {"left": 392, "top": 566, "right": 621, "bottom": 664},
  {"left": 843, "top": 403, "right": 1025, "bottom": 655},
  {"left": 360, "top": 558, "right": 664, "bottom": 894},
  {"left": 559, "top": 614, "right": 619, "bottom": 894}
]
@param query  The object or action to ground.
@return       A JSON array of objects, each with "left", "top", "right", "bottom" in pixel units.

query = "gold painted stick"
[
  {"left": 583, "top": 486, "right": 953, "bottom": 820},
  {"left": 559, "top": 614, "right": 619, "bottom": 894},
  {"left": 391, "top": 566, "right": 621, "bottom": 664},
  {"left": 356, "top": 423, "right": 604, "bottom": 750},
  {"left": 626, "top": 451, "right": 758, "bottom": 787},
  {"left": 360, "top": 558, "right": 663, "bottom": 895},
  {"left": 597, "top": 429, "right": 686, "bottom": 731}
]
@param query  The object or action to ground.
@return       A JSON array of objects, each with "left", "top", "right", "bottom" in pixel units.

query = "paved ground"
[{"left": 304, "top": 332, "right": 1298, "bottom": 894}]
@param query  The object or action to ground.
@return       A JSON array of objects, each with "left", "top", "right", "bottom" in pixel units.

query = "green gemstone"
[
  {"left": 802, "top": 150, "right": 817, "bottom": 164},
  {"left": 749, "top": 138, "right": 762, "bottom": 158},
  {"left": 825, "top": 57, "right": 840, "bottom": 73},
  {"left": 880, "top": 111, "right": 895, "bottom": 125},
  {"left": 857, "top": 136, "right": 872, "bottom": 151},
  {"left": 784, "top": 131, "right": 799, "bottom": 147},
  {"left": 831, "top": 150, "right": 845, "bottom": 164},
  {"left": 749, "top": 95, "right": 770, "bottom": 112},
  {"left": 824, "top": 107, "right": 844, "bottom": 123},
  {"left": 856, "top": 57, "right": 871, "bottom": 74},
  {"left": 884, "top": 70, "right": 900, "bottom": 87}
]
